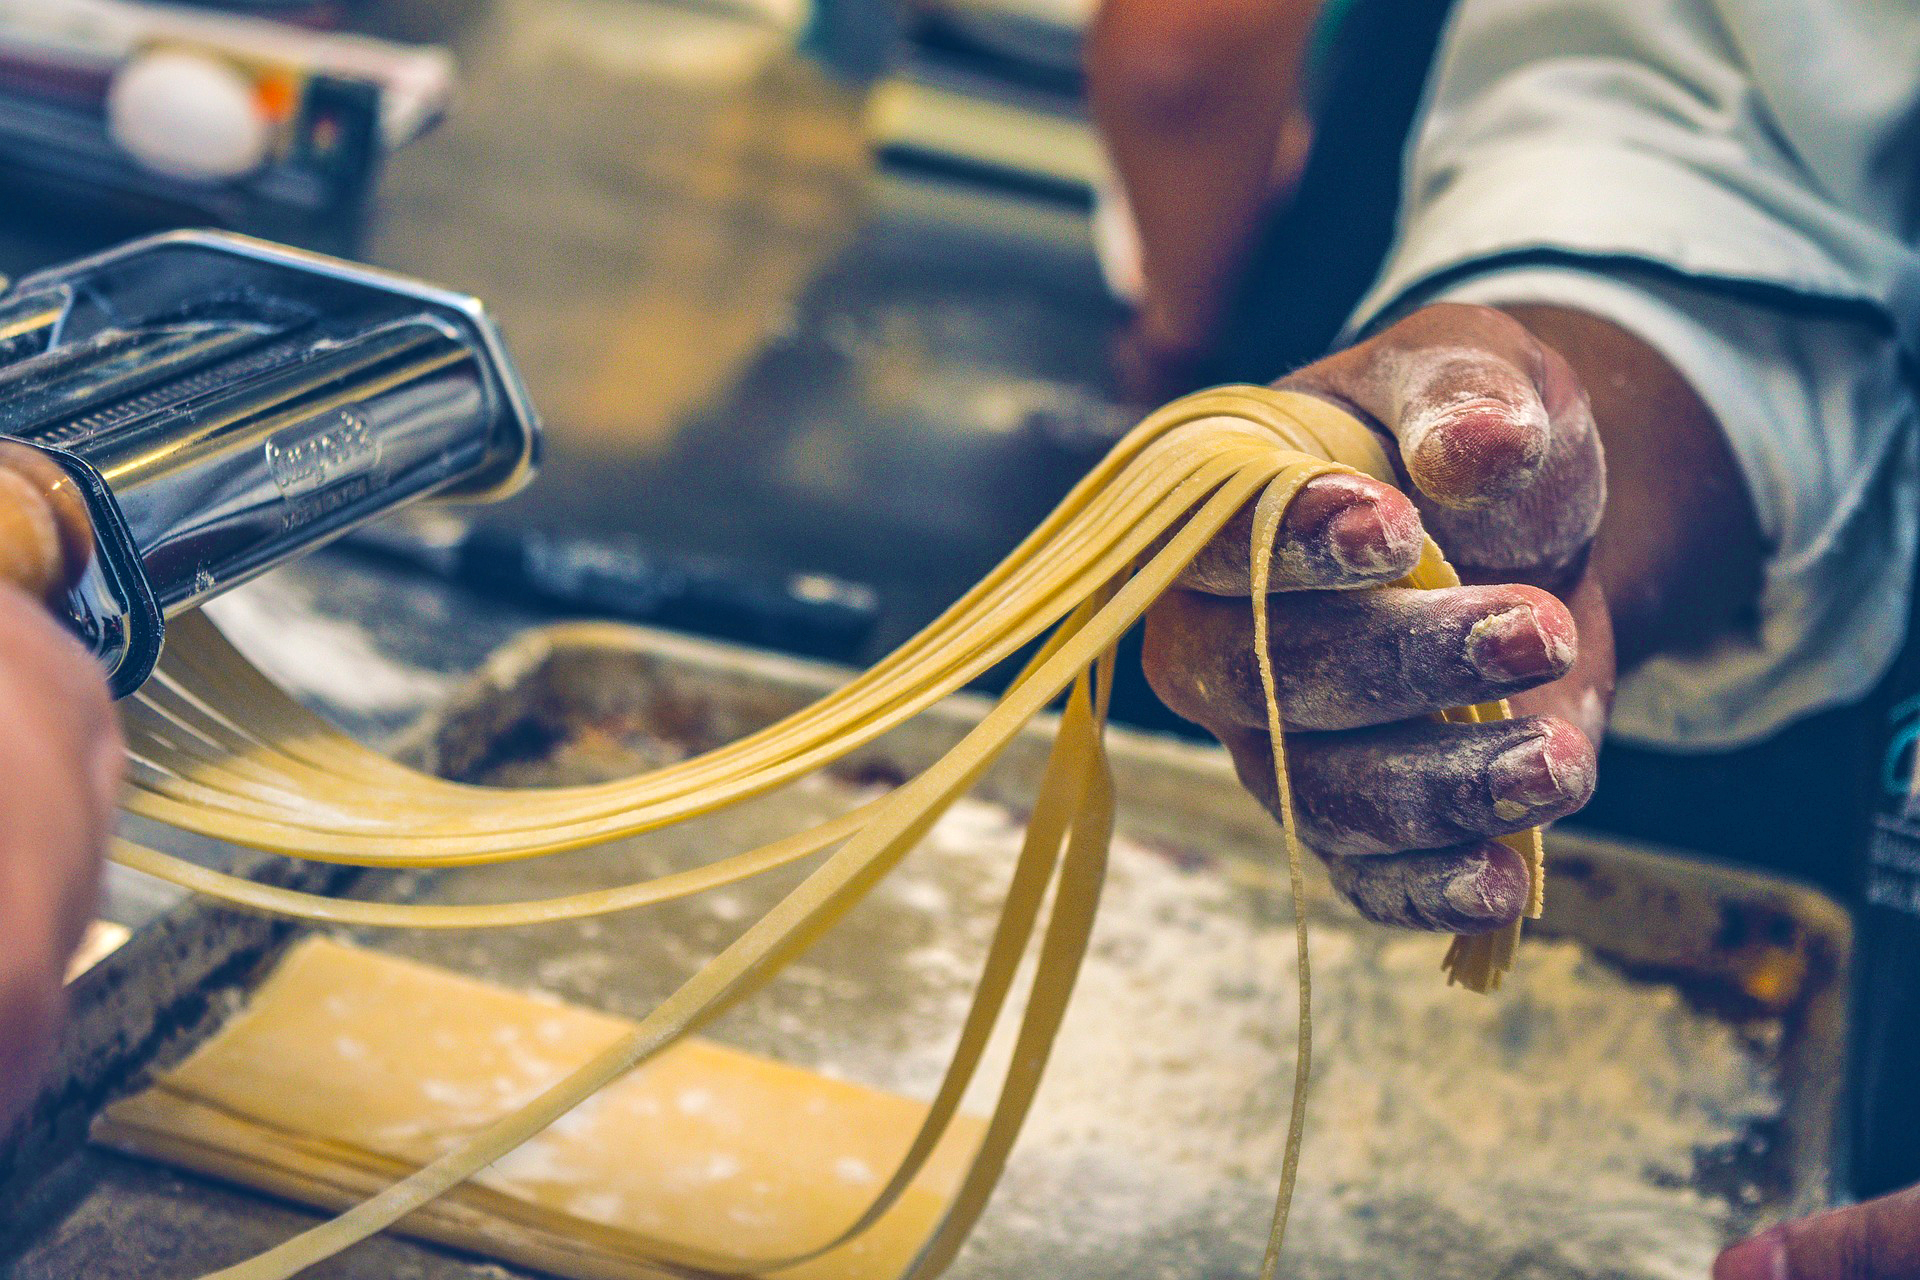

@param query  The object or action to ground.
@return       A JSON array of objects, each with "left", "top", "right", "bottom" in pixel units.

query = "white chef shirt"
[{"left": 1347, "top": 0, "right": 1920, "bottom": 751}]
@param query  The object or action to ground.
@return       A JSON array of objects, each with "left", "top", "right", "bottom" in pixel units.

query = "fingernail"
[
  {"left": 1465, "top": 604, "right": 1564, "bottom": 682},
  {"left": 1442, "top": 854, "right": 1528, "bottom": 931},
  {"left": 1404, "top": 395, "right": 1549, "bottom": 506},
  {"left": 1488, "top": 735, "right": 1568, "bottom": 821},
  {"left": 1331, "top": 847, "right": 1527, "bottom": 934},
  {"left": 1713, "top": 1231, "right": 1787, "bottom": 1280},
  {"left": 1325, "top": 498, "right": 1420, "bottom": 578}
]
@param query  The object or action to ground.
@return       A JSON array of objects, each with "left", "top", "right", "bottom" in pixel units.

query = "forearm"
[
  {"left": 1497, "top": 305, "right": 1765, "bottom": 672},
  {"left": 1088, "top": 0, "right": 1317, "bottom": 348}
]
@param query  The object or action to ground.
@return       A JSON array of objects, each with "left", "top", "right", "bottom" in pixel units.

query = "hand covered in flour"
[
  {"left": 0, "top": 584, "right": 122, "bottom": 1127},
  {"left": 1142, "top": 303, "right": 1611, "bottom": 934},
  {"left": 1716, "top": 1184, "right": 1920, "bottom": 1280}
]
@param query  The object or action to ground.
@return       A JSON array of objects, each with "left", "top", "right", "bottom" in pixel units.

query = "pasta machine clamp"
[{"left": 0, "top": 230, "right": 541, "bottom": 696}]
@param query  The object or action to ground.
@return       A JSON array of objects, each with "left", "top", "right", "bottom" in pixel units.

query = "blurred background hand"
[{"left": 1716, "top": 1184, "right": 1920, "bottom": 1280}]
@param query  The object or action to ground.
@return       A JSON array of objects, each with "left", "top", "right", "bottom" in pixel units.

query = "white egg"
[{"left": 106, "top": 48, "right": 273, "bottom": 181}]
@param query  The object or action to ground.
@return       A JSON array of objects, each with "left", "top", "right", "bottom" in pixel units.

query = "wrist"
[{"left": 1498, "top": 304, "right": 1762, "bottom": 670}]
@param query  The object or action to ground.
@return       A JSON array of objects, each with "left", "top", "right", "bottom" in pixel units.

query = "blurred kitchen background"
[{"left": 0, "top": 0, "right": 1173, "bottom": 714}]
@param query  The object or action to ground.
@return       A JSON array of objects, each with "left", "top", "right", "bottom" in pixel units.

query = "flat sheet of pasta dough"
[{"left": 92, "top": 938, "right": 988, "bottom": 1279}]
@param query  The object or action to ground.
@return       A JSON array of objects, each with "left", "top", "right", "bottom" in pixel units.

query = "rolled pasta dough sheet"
[{"left": 94, "top": 938, "right": 988, "bottom": 1279}]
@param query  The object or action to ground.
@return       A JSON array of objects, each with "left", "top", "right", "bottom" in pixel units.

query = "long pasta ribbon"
[{"left": 108, "top": 386, "right": 1540, "bottom": 1279}]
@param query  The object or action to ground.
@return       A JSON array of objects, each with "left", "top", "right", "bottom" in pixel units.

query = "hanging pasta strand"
[{"left": 104, "top": 386, "right": 1543, "bottom": 1280}]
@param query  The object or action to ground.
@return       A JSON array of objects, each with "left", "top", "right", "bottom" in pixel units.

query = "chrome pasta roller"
[{"left": 0, "top": 229, "right": 540, "bottom": 695}]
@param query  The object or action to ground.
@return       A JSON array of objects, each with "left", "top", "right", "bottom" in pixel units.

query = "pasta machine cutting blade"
[{"left": 0, "top": 229, "right": 541, "bottom": 696}]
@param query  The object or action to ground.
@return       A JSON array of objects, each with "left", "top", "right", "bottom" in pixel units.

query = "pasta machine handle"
[{"left": 0, "top": 442, "right": 92, "bottom": 605}]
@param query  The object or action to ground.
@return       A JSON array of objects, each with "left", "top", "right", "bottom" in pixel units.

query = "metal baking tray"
[{"left": 1, "top": 621, "right": 1852, "bottom": 1280}]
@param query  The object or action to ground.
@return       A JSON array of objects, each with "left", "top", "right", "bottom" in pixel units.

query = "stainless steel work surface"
[{"left": 2, "top": 618, "right": 1851, "bottom": 1280}]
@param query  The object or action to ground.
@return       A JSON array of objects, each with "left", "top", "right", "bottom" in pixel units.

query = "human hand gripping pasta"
[
  {"left": 1145, "top": 303, "right": 1607, "bottom": 942},
  {"left": 95, "top": 337, "right": 1590, "bottom": 1278}
]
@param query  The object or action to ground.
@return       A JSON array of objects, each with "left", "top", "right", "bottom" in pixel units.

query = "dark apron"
[{"left": 1859, "top": 690, "right": 1920, "bottom": 1199}]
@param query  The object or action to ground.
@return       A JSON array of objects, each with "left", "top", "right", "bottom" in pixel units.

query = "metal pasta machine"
[{"left": 0, "top": 229, "right": 540, "bottom": 694}]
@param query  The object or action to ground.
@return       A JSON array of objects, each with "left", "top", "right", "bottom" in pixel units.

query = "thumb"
[
  {"left": 1716, "top": 1185, "right": 1920, "bottom": 1280},
  {"left": 1285, "top": 302, "right": 1605, "bottom": 585},
  {"left": 1293, "top": 303, "right": 1557, "bottom": 507}
]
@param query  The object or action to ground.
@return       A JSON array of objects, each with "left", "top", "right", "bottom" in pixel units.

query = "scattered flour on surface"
[
  {"left": 738, "top": 795, "right": 1781, "bottom": 1280},
  {"left": 384, "top": 767, "right": 1785, "bottom": 1280}
]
